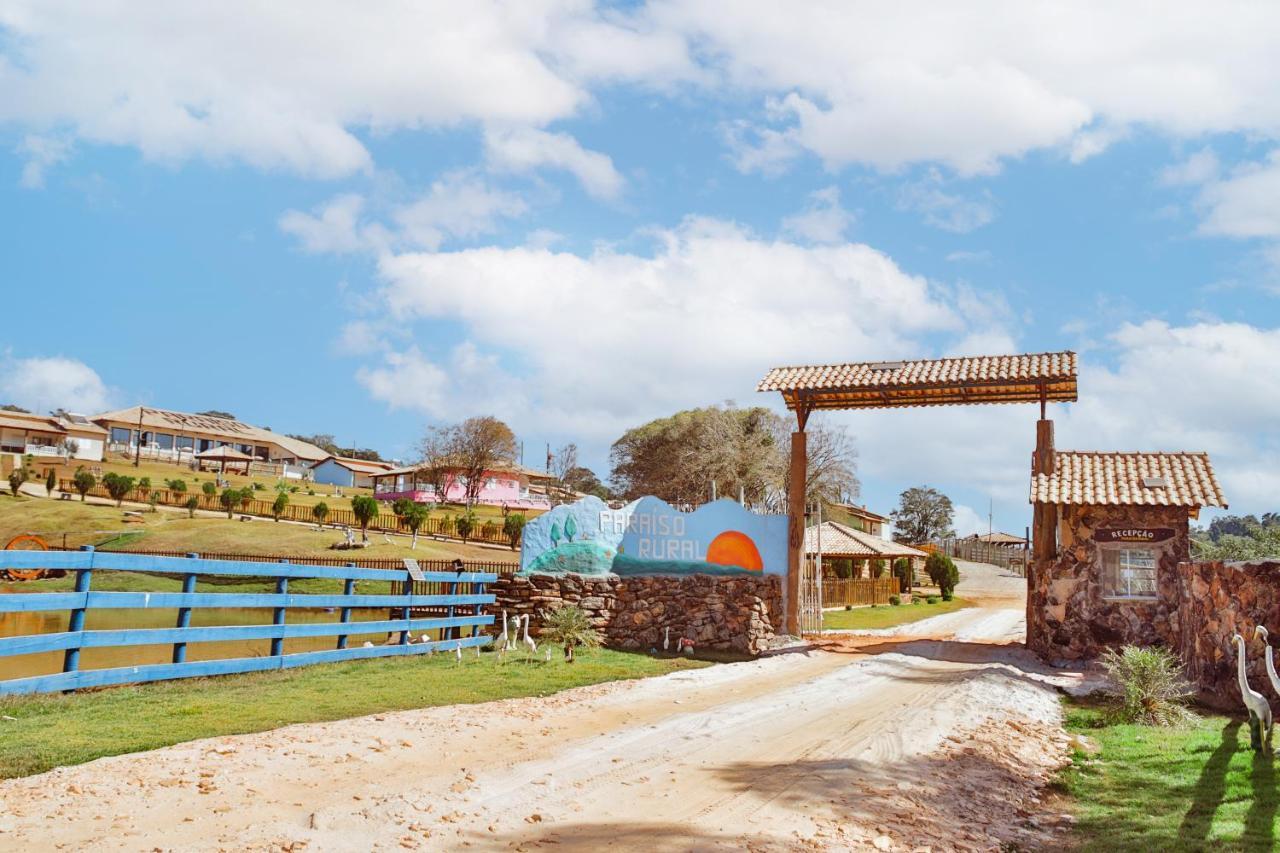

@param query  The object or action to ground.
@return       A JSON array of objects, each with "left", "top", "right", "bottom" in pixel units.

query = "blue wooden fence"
[{"left": 0, "top": 547, "right": 496, "bottom": 696}]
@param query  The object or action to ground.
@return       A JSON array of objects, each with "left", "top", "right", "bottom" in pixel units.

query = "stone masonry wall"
[
  {"left": 491, "top": 572, "right": 783, "bottom": 656},
  {"left": 1028, "top": 503, "right": 1190, "bottom": 661},
  {"left": 1176, "top": 560, "right": 1280, "bottom": 709}
]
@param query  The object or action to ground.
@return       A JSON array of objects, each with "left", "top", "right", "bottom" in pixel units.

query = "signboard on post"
[
  {"left": 402, "top": 558, "right": 426, "bottom": 582},
  {"left": 1094, "top": 528, "right": 1175, "bottom": 544}
]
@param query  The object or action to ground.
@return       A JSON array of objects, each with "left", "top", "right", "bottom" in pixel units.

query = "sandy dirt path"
[{"left": 0, "top": 563, "right": 1078, "bottom": 852}]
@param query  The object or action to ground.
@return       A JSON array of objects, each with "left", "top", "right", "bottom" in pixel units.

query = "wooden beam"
[{"left": 786, "top": 430, "right": 807, "bottom": 635}]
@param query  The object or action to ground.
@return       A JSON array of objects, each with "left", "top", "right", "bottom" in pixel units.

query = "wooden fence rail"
[
  {"left": 821, "top": 577, "right": 898, "bottom": 608},
  {"left": 46, "top": 546, "right": 519, "bottom": 576},
  {"left": 0, "top": 548, "right": 496, "bottom": 696},
  {"left": 60, "top": 480, "right": 521, "bottom": 548},
  {"left": 935, "top": 537, "right": 1028, "bottom": 575}
]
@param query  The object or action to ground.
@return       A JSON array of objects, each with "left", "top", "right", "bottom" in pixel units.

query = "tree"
[
  {"left": 350, "top": 495, "right": 378, "bottom": 542},
  {"left": 539, "top": 604, "right": 601, "bottom": 662},
  {"left": 550, "top": 443, "right": 578, "bottom": 500},
  {"left": 453, "top": 416, "right": 518, "bottom": 508},
  {"left": 391, "top": 498, "right": 416, "bottom": 520},
  {"left": 891, "top": 486, "right": 955, "bottom": 544},
  {"left": 312, "top": 501, "right": 330, "bottom": 530},
  {"left": 73, "top": 468, "right": 96, "bottom": 502},
  {"left": 167, "top": 479, "right": 188, "bottom": 496},
  {"left": 238, "top": 488, "right": 254, "bottom": 511},
  {"left": 196, "top": 410, "right": 237, "bottom": 420},
  {"left": 102, "top": 472, "right": 135, "bottom": 506},
  {"left": 456, "top": 510, "right": 477, "bottom": 543},
  {"left": 201, "top": 481, "right": 217, "bottom": 498},
  {"left": 0, "top": 404, "right": 31, "bottom": 413},
  {"left": 45, "top": 468, "right": 57, "bottom": 496},
  {"left": 892, "top": 558, "right": 913, "bottom": 590},
  {"left": 417, "top": 424, "right": 462, "bottom": 503},
  {"left": 271, "top": 491, "right": 289, "bottom": 521},
  {"left": 925, "top": 553, "right": 960, "bottom": 600},
  {"left": 563, "top": 466, "right": 609, "bottom": 499},
  {"left": 219, "top": 487, "right": 239, "bottom": 518},
  {"left": 184, "top": 495, "right": 200, "bottom": 518},
  {"left": 138, "top": 476, "right": 151, "bottom": 493},
  {"left": 7, "top": 466, "right": 29, "bottom": 499},
  {"left": 503, "top": 513, "right": 527, "bottom": 550},
  {"left": 402, "top": 503, "right": 429, "bottom": 550}
]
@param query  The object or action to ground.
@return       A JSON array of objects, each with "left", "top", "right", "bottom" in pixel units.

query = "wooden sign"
[
  {"left": 402, "top": 558, "right": 426, "bottom": 582},
  {"left": 1095, "top": 527, "right": 1175, "bottom": 544}
]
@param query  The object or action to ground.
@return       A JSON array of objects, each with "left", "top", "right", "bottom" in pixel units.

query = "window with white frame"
[{"left": 1101, "top": 548, "right": 1159, "bottom": 600}]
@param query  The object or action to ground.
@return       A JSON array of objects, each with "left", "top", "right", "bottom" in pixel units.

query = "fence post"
[
  {"left": 172, "top": 553, "right": 198, "bottom": 664},
  {"left": 445, "top": 573, "right": 459, "bottom": 642},
  {"left": 471, "top": 574, "right": 486, "bottom": 640},
  {"left": 337, "top": 563, "right": 355, "bottom": 650},
  {"left": 271, "top": 560, "right": 288, "bottom": 657},
  {"left": 62, "top": 546, "right": 95, "bottom": 678},
  {"left": 399, "top": 568, "right": 413, "bottom": 646}
]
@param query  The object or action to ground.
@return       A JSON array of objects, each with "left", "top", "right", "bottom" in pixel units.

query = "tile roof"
[
  {"left": 805, "top": 521, "right": 928, "bottom": 559},
  {"left": 758, "top": 351, "right": 1077, "bottom": 411},
  {"left": 1030, "top": 451, "right": 1227, "bottom": 509},
  {"left": 313, "top": 456, "right": 395, "bottom": 475},
  {"left": 93, "top": 406, "right": 328, "bottom": 461}
]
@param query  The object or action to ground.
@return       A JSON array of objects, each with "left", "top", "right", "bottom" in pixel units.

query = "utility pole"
[{"left": 134, "top": 406, "right": 145, "bottom": 467}]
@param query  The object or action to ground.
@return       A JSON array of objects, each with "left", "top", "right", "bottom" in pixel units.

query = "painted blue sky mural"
[{"left": 3, "top": 3, "right": 1280, "bottom": 535}]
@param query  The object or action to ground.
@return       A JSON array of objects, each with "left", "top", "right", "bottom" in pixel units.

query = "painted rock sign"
[
  {"left": 1094, "top": 527, "right": 1176, "bottom": 543},
  {"left": 519, "top": 495, "right": 786, "bottom": 577}
]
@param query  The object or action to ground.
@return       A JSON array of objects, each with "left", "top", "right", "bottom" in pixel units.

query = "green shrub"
[
  {"left": 166, "top": 479, "right": 187, "bottom": 494},
  {"left": 926, "top": 595, "right": 939, "bottom": 604},
  {"left": 456, "top": 511, "right": 477, "bottom": 543},
  {"left": 503, "top": 513, "right": 527, "bottom": 550},
  {"left": 202, "top": 481, "right": 217, "bottom": 498},
  {"left": 219, "top": 488, "right": 239, "bottom": 519},
  {"left": 7, "top": 466, "right": 29, "bottom": 498},
  {"left": 312, "top": 501, "right": 329, "bottom": 528},
  {"left": 72, "top": 468, "right": 96, "bottom": 502},
  {"left": 1100, "top": 645, "right": 1197, "bottom": 727},
  {"left": 925, "top": 552, "right": 959, "bottom": 600},
  {"left": 539, "top": 604, "right": 601, "bottom": 662},
  {"left": 138, "top": 477, "right": 151, "bottom": 491},
  {"left": 892, "top": 558, "right": 912, "bottom": 589},
  {"left": 870, "top": 559, "right": 887, "bottom": 578},
  {"left": 350, "top": 495, "right": 379, "bottom": 541},
  {"left": 184, "top": 495, "right": 200, "bottom": 518},
  {"left": 271, "top": 491, "right": 289, "bottom": 521},
  {"left": 889, "top": 594, "right": 901, "bottom": 606},
  {"left": 306, "top": 489, "right": 315, "bottom": 496},
  {"left": 45, "top": 468, "right": 57, "bottom": 495},
  {"left": 101, "top": 472, "right": 135, "bottom": 506}
]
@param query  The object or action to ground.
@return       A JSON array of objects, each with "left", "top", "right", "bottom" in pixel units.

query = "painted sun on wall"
[{"left": 519, "top": 496, "right": 786, "bottom": 577}]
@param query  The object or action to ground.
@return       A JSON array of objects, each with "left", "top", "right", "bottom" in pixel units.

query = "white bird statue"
[
  {"left": 509, "top": 615, "right": 521, "bottom": 651},
  {"left": 1255, "top": 626, "right": 1280, "bottom": 700},
  {"left": 497, "top": 609, "right": 510, "bottom": 651},
  {"left": 544, "top": 648, "right": 552, "bottom": 662},
  {"left": 663, "top": 627, "right": 670, "bottom": 652},
  {"left": 455, "top": 639, "right": 463, "bottom": 664},
  {"left": 1234, "top": 632, "right": 1273, "bottom": 752},
  {"left": 522, "top": 614, "right": 537, "bottom": 659}
]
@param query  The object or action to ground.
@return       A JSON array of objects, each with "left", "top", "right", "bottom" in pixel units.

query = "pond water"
[{"left": 0, "top": 583, "right": 447, "bottom": 682}]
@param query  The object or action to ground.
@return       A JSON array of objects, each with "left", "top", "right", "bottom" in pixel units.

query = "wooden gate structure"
[{"left": 758, "top": 352, "right": 1078, "bottom": 635}]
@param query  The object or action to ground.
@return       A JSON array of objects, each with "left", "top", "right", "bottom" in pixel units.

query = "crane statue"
[
  {"left": 1233, "top": 632, "right": 1273, "bottom": 752},
  {"left": 663, "top": 627, "right": 671, "bottom": 653},
  {"left": 496, "top": 609, "right": 510, "bottom": 657},
  {"left": 1255, "top": 626, "right": 1280, "bottom": 702},
  {"left": 521, "top": 614, "right": 537, "bottom": 661}
]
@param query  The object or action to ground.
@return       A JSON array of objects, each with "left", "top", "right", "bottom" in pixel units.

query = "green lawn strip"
[
  {"left": 0, "top": 649, "right": 714, "bottom": 779},
  {"left": 1060, "top": 695, "right": 1280, "bottom": 851},
  {"left": 821, "top": 596, "right": 971, "bottom": 631}
]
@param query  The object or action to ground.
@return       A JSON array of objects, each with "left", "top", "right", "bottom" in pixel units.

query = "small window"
[{"left": 1102, "top": 548, "right": 1159, "bottom": 600}]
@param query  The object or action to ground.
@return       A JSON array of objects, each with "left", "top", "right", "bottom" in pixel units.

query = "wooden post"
[
  {"left": 336, "top": 564, "right": 355, "bottom": 650},
  {"left": 62, "top": 546, "right": 94, "bottom": 678},
  {"left": 271, "top": 561, "right": 288, "bottom": 658},
  {"left": 1032, "top": 419, "right": 1057, "bottom": 563},
  {"left": 787, "top": 428, "right": 807, "bottom": 636},
  {"left": 172, "top": 553, "right": 198, "bottom": 664}
]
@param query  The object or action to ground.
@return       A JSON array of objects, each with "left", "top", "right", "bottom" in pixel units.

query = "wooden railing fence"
[
  {"left": 0, "top": 548, "right": 496, "bottom": 696},
  {"left": 821, "top": 577, "right": 898, "bottom": 608},
  {"left": 61, "top": 480, "right": 520, "bottom": 548},
  {"left": 935, "top": 537, "right": 1029, "bottom": 575}
]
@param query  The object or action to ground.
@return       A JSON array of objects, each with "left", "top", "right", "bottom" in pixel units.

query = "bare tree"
[
  {"left": 453, "top": 416, "right": 518, "bottom": 508},
  {"left": 551, "top": 443, "right": 579, "bottom": 499},
  {"left": 418, "top": 424, "right": 461, "bottom": 502}
]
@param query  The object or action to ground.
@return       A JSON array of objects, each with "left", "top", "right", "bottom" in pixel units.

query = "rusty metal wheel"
[{"left": 3, "top": 534, "right": 51, "bottom": 581}]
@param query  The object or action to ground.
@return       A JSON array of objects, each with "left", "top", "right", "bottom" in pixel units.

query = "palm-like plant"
[
  {"left": 312, "top": 501, "right": 330, "bottom": 530},
  {"left": 403, "top": 503, "right": 429, "bottom": 550},
  {"left": 539, "top": 604, "right": 601, "bottom": 663},
  {"left": 1100, "top": 645, "right": 1198, "bottom": 727},
  {"left": 351, "top": 495, "right": 378, "bottom": 542}
]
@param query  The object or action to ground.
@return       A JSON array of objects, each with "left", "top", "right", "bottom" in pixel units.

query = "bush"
[
  {"left": 45, "top": 468, "right": 57, "bottom": 495},
  {"left": 184, "top": 495, "right": 200, "bottom": 518},
  {"left": 539, "top": 604, "right": 601, "bottom": 662},
  {"left": 892, "top": 558, "right": 912, "bottom": 589},
  {"left": 312, "top": 502, "right": 329, "bottom": 528},
  {"left": 7, "top": 466, "right": 29, "bottom": 498},
  {"left": 925, "top": 553, "right": 959, "bottom": 600},
  {"left": 202, "top": 481, "right": 217, "bottom": 498},
  {"left": 870, "top": 559, "right": 887, "bottom": 578},
  {"left": 72, "top": 468, "right": 96, "bottom": 502},
  {"left": 138, "top": 477, "right": 151, "bottom": 492},
  {"left": 503, "top": 513, "right": 527, "bottom": 550},
  {"left": 350, "top": 495, "right": 379, "bottom": 541},
  {"left": 456, "top": 511, "right": 477, "bottom": 543},
  {"left": 166, "top": 479, "right": 188, "bottom": 494},
  {"left": 888, "top": 594, "right": 901, "bottom": 606},
  {"left": 102, "top": 472, "right": 135, "bottom": 506},
  {"left": 219, "top": 488, "right": 239, "bottom": 518},
  {"left": 1100, "top": 645, "right": 1198, "bottom": 727},
  {"left": 926, "top": 595, "right": 939, "bottom": 604},
  {"left": 271, "top": 491, "right": 289, "bottom": 522}
]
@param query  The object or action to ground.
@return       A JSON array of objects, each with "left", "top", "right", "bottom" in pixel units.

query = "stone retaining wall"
[
  {"left": 491, "top": 572, "right": 783, "bottom": 655},
  {"left": 1176, "top": 560, "right": 1280, "bottom": 708}
]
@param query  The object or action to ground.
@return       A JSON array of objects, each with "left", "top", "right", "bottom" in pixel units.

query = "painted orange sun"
[{"left": 705, "top": 530, "right": 764, "bottom": 571}]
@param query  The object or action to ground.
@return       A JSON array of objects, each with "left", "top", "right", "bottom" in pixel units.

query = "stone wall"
[
  {"left": 1028, "top": 503, "right": 1190, "bottom": 661},
  {"left": 491, "top": 572, "right": 783, "bottom": 656},
  {"left": 1176, "top": 560, "right": 1280, "bottom": 708}
]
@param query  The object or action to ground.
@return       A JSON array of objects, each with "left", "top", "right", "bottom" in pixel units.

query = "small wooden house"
[{"left": 1027, "top": 449, "right": 1227, "bottom": 661}]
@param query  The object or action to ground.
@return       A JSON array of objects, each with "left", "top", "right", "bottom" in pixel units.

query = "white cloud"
[
  {"left": 1197, "top": 150, "right": 1280, "bottom": 239},
  {"left": 781, "top": 186, "right": 854, "bottom": 244},
  {"left": 0, "top": 355, "right": 113, "bottom": 413},
  {"left": 279, "top": 173, "right": 527, "bottom": 254},
  {"left": 0, "top": 2, "right": 688, "bottom": 178},
  {"left": 16, "top": 133, "right": 71, "bottom": 188},
  {"left": 484, "top": 126, "right": 624, "bottom": 200},
  {"left": 951, "top": 504, "right": 989, "bottom": 538},
  {"left": 1160, "top": 148, "right": 1220, "bottom": 187},
  {"left": 649, "top": 1, "right": 1280, "bottom": 175},
  {"left": 364, "top": 216, "right": 972, "bottom": 441},
  {"left": 897, "top": 171, "right": 995, "bottom": 233}
]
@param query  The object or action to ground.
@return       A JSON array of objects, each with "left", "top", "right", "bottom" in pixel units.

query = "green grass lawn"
[
  {"left": 821, "top": 596, "right": 971, "bottom": 631},
  {"left": 1060, "top": 696, "right": 1280, "bottom": 851},
  {"left": 0, "top": 648, "right": 713, "bottom": 779}
]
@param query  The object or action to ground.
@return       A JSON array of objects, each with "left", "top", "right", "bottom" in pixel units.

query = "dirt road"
[{"left": 0, "top": 563, "right": 1080, "bottom": 852}]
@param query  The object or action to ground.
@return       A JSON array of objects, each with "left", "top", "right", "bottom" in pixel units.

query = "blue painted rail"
[{"left": 0, "top": 547, "right": 496, "bottom": 696}]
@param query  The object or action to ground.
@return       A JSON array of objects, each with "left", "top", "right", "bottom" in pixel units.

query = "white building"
[{"left": 0, "top": 410, "right": 106, "bottom": 462}]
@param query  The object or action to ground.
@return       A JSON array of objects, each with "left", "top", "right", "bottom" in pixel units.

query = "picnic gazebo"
[
  {"left": 194, "top": 444, "right": 254, "bottom": 475},
  {"left": 806, "top": 521, "right": 928, "bottom": 579}
]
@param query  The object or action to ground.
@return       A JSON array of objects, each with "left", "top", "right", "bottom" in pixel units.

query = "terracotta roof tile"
[
  {"left": 804, "top": 521, "right": 928, "bottom": 559},
  {"left": 1030, "top": 451, "right": 1227, "bottom": 509}
]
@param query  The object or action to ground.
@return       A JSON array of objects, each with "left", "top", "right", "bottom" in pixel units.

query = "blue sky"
[{"left": 3, "top": 2, "right": 1280, "bottom": 535}]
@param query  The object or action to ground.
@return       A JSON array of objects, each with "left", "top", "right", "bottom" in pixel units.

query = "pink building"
[{"left": 372, "top": 462, "right": 552, "bottom": 510}]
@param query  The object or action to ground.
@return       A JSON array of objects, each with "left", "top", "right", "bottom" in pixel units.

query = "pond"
[{"left": 0, "top": 583, "right": 448, "bottom": 682}]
